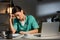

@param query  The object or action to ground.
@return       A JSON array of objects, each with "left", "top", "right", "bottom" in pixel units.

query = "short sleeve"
[{"left": 31, "top": 16, "right": 39, "bottom": 29}]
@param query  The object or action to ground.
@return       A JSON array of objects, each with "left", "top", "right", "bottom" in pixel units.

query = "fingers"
[{"left": 10, "top": 14, "right": 15, "bottom": 19}]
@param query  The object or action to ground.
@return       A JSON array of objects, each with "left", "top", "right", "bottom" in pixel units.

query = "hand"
[
  {"left": 19, "top": 31, "right": 27, "bottom": 35},
  {"left": 10, "top": 14, "right": 15, "bottom": 19}
]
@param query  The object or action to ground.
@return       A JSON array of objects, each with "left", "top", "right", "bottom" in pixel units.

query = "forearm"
[
  {"left": 27, "top": 29, "right": 38, "bottom": 34},
  {"left": 19, "top": 29, "right": 38, "bottom": 34},
  {"left": 10, "top": 19, "right": 16, "bottom": 34}
]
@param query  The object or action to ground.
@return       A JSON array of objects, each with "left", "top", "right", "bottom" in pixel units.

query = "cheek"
[{"left": 19, "top": 14, "right": 23, "bottom": 18}]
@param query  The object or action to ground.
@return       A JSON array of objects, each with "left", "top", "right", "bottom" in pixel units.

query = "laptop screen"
[{"left": 41, "top": 22, "right": 59, "bottom": 37}]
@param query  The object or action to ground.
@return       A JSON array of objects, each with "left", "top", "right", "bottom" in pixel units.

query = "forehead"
[{"left": 15, "top": 12, "right": 21, "bottom": 14}]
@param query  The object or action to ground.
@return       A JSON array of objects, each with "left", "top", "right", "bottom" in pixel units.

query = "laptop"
[
  {"left": 34, "top": 22, "right": 59, "bottom": 37},
  {"left": 41, "top": 22, "right": 59, "bottom": 37}
]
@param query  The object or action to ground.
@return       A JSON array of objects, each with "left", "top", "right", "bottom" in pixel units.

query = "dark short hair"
[{"left": 12, "top": 6, "right": 22, "bottom": 14}]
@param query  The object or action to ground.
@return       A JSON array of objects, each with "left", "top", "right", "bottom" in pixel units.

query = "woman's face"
[{"left": 14, "top": 10, "right": 24, "bottom": 20}]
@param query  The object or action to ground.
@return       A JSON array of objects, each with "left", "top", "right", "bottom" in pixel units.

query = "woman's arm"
[
  {"left": 9, "top": 14, "right": 16, "bottom": 34},
  {"left": 20, "top": 29, "right": 38, "bottom": 34},
  {"left": 27, "top": 29, "right": 38, "bottom": 34}
]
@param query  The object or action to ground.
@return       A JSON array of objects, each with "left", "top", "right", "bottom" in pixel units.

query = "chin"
[{"left": 20, "top": 19, "right": 22, "bottom": 20}]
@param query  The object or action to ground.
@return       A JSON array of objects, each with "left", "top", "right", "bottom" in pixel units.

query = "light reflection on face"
[{"left": 14, "top": 11, "right": 24, "bottom": 20}]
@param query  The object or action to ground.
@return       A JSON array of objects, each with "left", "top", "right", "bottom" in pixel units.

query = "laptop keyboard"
[{"left": 34, "top": 34, "right": 41, "bottom": 37}]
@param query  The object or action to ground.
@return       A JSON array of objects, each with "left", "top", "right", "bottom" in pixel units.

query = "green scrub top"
[{"left": 13, "top": 15, "right": 39, "bottom": 33}]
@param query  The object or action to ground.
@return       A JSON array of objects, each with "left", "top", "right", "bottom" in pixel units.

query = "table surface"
[{"left": 0, "top": 32, "right": 60, "bottom": 40}]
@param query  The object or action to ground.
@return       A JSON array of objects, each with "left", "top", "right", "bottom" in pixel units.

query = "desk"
[
  {"left": 0, "top": 32, "right": 60, "bottom": 40},
  {"left": 26, "top": 32, "right": 60, "bottom": 39},
  {"left": 0, "top": 38, "right": 60, "bottom": 40}
]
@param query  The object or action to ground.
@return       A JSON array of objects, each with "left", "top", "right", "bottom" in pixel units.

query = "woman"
[{"left": 10, "top": 6, "right": 39, "bottom": 34}]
